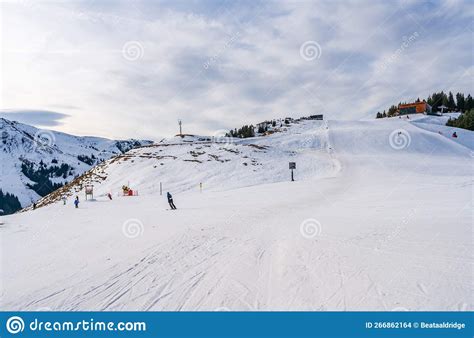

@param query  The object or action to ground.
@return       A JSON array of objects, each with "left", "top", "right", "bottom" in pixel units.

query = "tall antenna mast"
[{"left": 178, "top": 119, "right": 182, "bottom": 136}]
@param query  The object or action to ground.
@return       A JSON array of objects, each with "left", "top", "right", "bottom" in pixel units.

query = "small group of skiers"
[
  {"left": 34, "top": 190, "right": 178, "bottom": 211},
  {"left": 60, "top": 196, "right": 79, "bottom": 208},
  {"left": 65, "top": 192, "right": 177, "bottom": 210}
]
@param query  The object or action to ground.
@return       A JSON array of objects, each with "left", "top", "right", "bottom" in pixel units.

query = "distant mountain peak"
[{"left": 0, "top": 117, "right": 153, "bottom": 214}]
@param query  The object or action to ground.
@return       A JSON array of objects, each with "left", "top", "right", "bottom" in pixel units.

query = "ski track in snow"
[{"left": 1, "top": 118, "right": 472, "bottom": 311}]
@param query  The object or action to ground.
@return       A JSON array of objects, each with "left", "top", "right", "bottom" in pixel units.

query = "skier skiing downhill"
[
  {"left": 167, "top": 192, "right": 177, "bottom": 210},
  {"left": 74, "top": 196, "right": 79, "bottom": 209}
]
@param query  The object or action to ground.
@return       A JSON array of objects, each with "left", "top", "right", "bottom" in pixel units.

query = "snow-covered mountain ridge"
[{"left": 0, "top": 118, "right": 152, "bottom": 211}]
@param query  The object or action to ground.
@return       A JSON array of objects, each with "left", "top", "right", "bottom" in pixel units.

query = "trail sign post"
[
  {"left": 289, "top": 162, "right": 296, "bottom": 181},
  {"left": 85, "top": 185, "right": 94, "bottom": 200}
]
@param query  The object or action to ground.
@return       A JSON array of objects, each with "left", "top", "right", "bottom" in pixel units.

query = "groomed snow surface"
[{"left": 1, "top": 118, "right": 472, "bottom": 311}]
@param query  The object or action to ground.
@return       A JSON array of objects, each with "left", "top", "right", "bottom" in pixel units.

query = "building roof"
[{"left": 398, "top": 102, "right": 427, "bottom": 108}]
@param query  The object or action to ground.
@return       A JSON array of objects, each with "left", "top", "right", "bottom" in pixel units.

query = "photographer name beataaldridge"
[{"left": 420, "top": 322, "right": 465, "bottom": 330}]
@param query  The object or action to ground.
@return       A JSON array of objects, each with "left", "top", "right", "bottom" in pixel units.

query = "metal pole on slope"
[
  {"left": 160, "top": 182, "right": 162, "bottom": 196},
  {"left": 289, "top": 162, "right": 296, "bottom": 182}
]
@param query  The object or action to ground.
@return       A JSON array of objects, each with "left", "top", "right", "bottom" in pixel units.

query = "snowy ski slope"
[{"left": 1, "top": 118, "right": 472, "bottom": 311}]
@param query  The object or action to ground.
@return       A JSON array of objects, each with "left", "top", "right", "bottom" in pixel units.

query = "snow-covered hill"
[
  {"left": 0, "top": 117, "right": 472, "bottom": 311},
  {"left": 0, "top": 118, "right": 152, "bottom": 211},
  {"left": 27, "top": 120, "right": 338, "bottom": 209}
]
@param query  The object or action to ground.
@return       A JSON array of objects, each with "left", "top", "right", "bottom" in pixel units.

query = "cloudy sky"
[{"left": 1, "top": 0, "right": 472, "bottom": 140}]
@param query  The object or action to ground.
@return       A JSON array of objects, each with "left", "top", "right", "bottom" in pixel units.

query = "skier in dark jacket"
[
  {"left": 74, "top": 196, "right": 79, "bottom": 208},
  {"left": 167, "top": 192, "right": 177, "bottom": 210}
]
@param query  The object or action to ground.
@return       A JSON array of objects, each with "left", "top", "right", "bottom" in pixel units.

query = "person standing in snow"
[
  {"left": 74, "top": 196, "right": 79, "bottom": 209},
  {"left": 167, "top": 192, "right": 177, "bottom": 210},
  {"left": 62, "top": 196, "right": 67, "bottom": 205}
]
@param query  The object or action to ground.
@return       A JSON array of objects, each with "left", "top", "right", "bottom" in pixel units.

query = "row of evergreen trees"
[
  {"left": 376, "top": 91, "right": 473, "bottom": 118},
  {"left": 226, "top": 125, "right": 255, "bottom": 138},
  {"left": 0, "top": 189, "right": 22, "bottom": 215},
  {"left": 226, "top": 118, "right": 294, "bottom": 139},
  {"left": 446, "top": 109, "right": 474, "bottom": 131},
  {"left": 21, "top": 161, "right": 70, "bottom": 197},
  {"left": 427, "top": 91, "right": 473, "bottom": 112}
]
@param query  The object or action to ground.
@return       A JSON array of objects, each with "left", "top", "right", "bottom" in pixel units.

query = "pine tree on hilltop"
[
  {"left": 387, "top": 105, "right": 397, "bottom": 117},
  {"left": 448, "top": 92, "right": 456, "bottom": 110},
  {"left": 456, "top": 93, "right": 465, "bottom": 111},
  {"left": 466, "top": 94, "right": 473, "bottom": 111},
  {"left": 442, "top": 91, "right": 449, "bottom": 106}
]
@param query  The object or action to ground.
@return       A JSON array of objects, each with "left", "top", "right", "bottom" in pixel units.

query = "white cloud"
[{"left": 1, "top": 0, "right": 472, "bottom": 139}]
